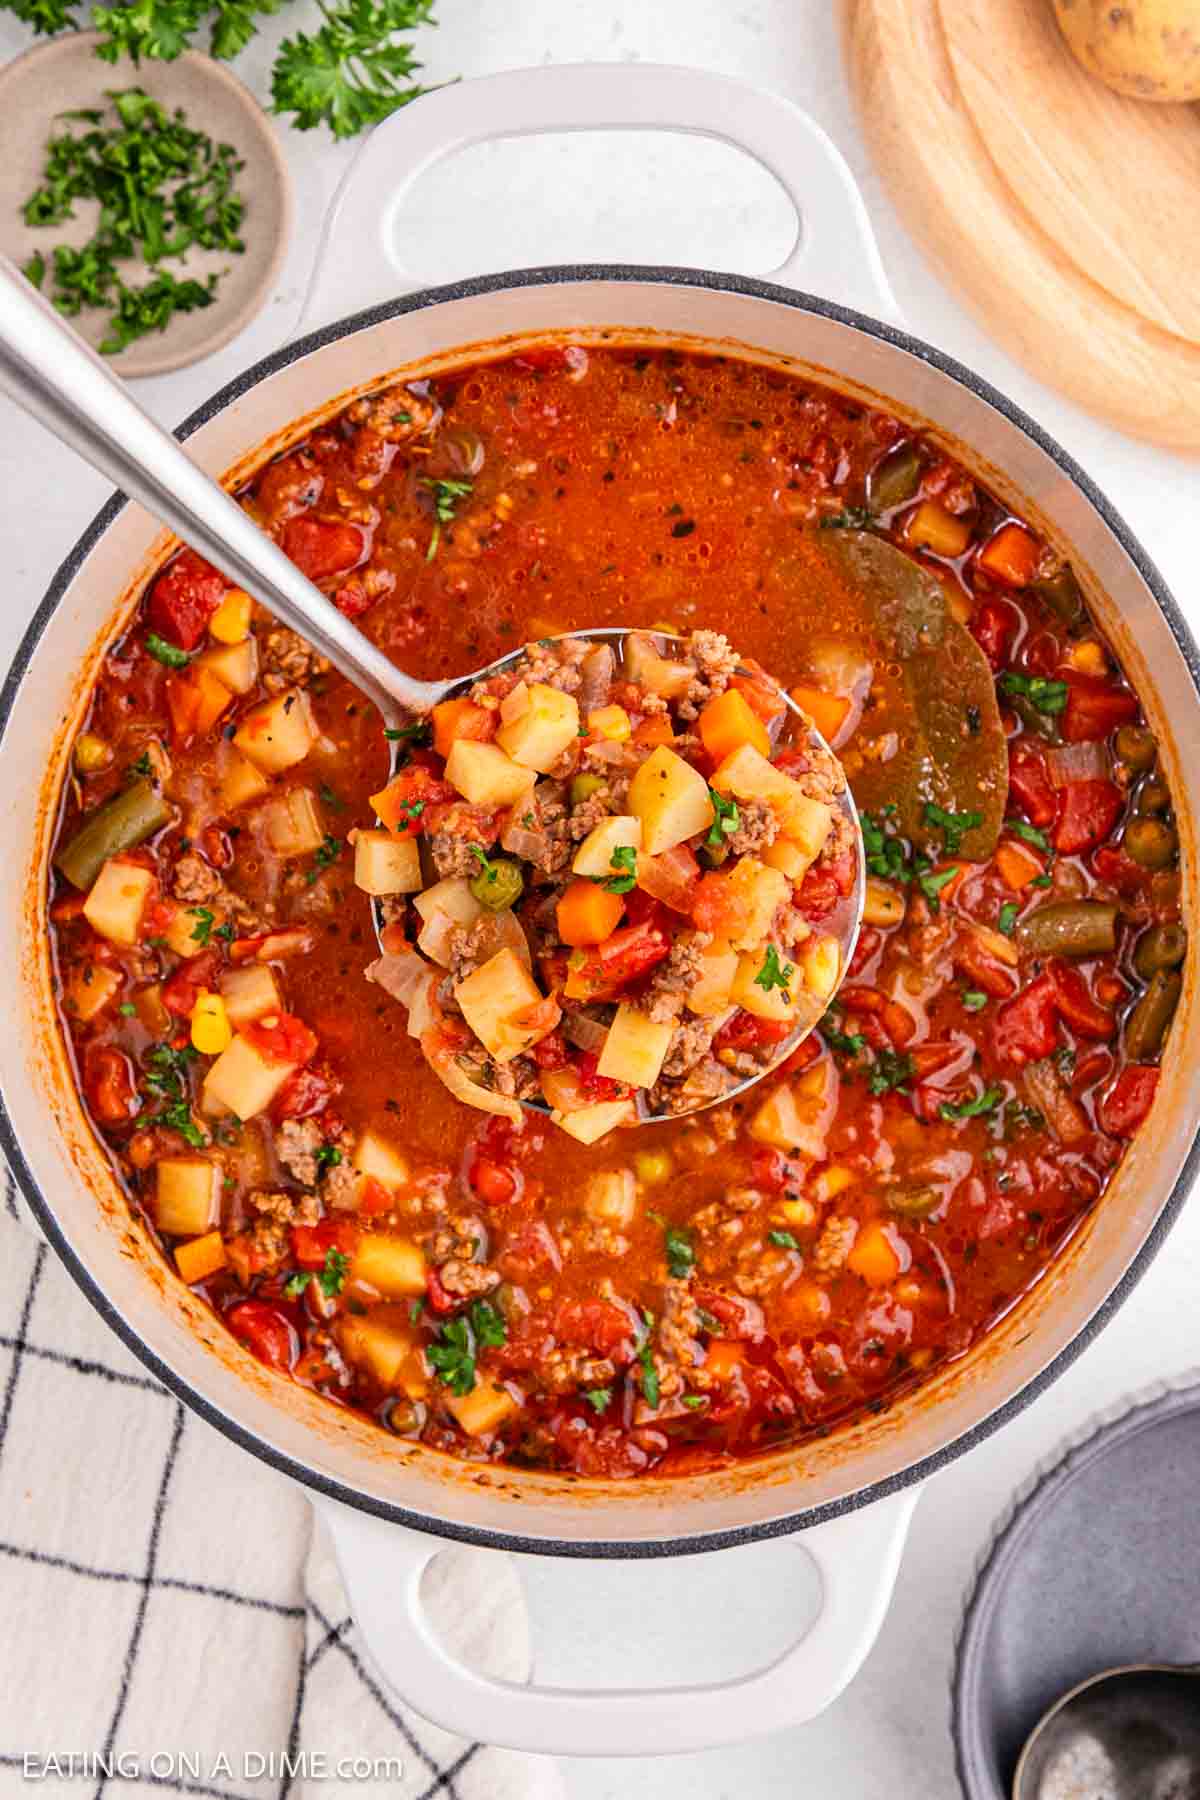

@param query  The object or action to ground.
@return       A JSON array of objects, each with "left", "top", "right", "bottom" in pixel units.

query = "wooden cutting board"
[{"left": 840, "top": 0, "right": 1200, "bottom": 451}]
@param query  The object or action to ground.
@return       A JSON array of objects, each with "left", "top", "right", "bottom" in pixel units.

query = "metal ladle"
[
  {"left": 0, "top": 258, "right": 863, "bottom": 1121},
  {"left": 1013, "top": 1664, "right": 1200, "bottom": 1800}
]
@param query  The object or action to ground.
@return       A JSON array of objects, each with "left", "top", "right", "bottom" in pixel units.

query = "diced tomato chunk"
[
  {"left": 469, "top": 1157, "right": 520, "bottom": 1205},
  {"left": 970, "top": 596, "right": 1020, "bottom": 670},
  {"left": 713, "top": 1013, "right": 794, "bottom": 1053},
  {"left": 372, "top": 763, "right": 455, "bottom": 838},
  {"left": 530, "top": 1028, "right": 570, "bottom": 1070},
  {"left": 271, "top": 1062, "right": 340, "bottom": 1121},
  {"left": 281, "top": 516, "right": 366, "bottom": 582},
  {"left": 1008, "top": 740, "right": 1059, "bottom": 829},
  {"left": 993, "top": 973, "right": 1060, "bottom": 1067},
  {"left": 693, "top": 1288, "right": 766, "bottom": 1342},
  {"left": 244, "top": 1013, "right": 319, "bottom": 1067},
  {"left": 1052, "top": 779, "right": 1124, "bottom": 855},
  {"left": 226, "top": 1300, "right": 297, "bottom": 1371},
  {"left": 1060, "top": 673, "right": 1139, "bottom": 744},
  {"left": 1098, "top": 1065, "right": 1159, "bottom": 1138},
  {"left": 554, "top": 1298, "right": 637, "bottom": 1363},
  {"left": 146, "top": 550, "right": 227, "bottom": 651},
  {"left": 358, "top": 1176, "right": 393, "bottom": 1217},
  {"left": 565, "top": 922, "right": 671, "bottom": 1001},
  {"left": 574, "top": 1050, "right": 622, "bottom": 1101},
  {"left": 291, "top": 1218, "right": 358, "bottom": 1269},
  {"left": 952, "top": 933, "right": 1018, "bottom": 999},
  {"left": 1048, "top": 959, "right": 1115, "bottom": 1040},
  {"left": 161, "top": 950, "right": 219, "bottom": 1019},
  {"left": 84, "top": 1045, "right": 139, "bottom": 1125}
]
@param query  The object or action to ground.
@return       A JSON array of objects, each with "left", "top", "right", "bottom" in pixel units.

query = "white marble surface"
[{"left": 2, "top": 2, "right": 1197, "bottom": 1793}]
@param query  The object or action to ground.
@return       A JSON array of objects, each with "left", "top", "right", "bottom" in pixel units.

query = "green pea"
[
  {"left": 1133, "top": 923, "right": 1187, "bottom": 980},
  {"left": 1123, "top": 816, "right": 1178, "bottom": 871},
  {"left": 570, "top": 773, "right": 605, "bottom": 806},
  {"left": 1114, "top": 724, "right": 1157, "bottom": 773},
  {"left": 469, "top": 858, "right": 525, "bottom": 911}
]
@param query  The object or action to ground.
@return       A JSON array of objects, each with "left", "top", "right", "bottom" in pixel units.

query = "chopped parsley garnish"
[
  {"left": 119, "top": 1002, "right": 137, "bottom": 1017},
  {"left": 420, "top": 476, "right": 474, "bottom": 560},
  {"left": 427, "top": 1298, "right": 507, "bottom": 1396},
  {"left": 819, "top": 506, "right": 873, "bottom": 531},
  {"left": 664, "top": 1226, "right": 695, "bottom": 1279},
  {"left": 997, "top": 901, "right": 1020, "bottom": 936},
  {"left": 923, "top": 802, "right": 982, "bottom": 857},
  {"left": 998, "top": 672, "right": 1068, "bottom": 715},
  {"left": 862, "top": 806, "right": 961, "bottom": 913},
  {"left": 820, "top": 1008, "right": 866, "bottom": 1057},
  {"left": 188, "top": 906, "right": 214, "bottom": 946},
  {"left": 215, "top": 922, "right": 236, "bottom": 942},
  {"left": 961, "top": 989, "right": 989, "bottom": 1012},
  {"left": 866, "top": 1050, "right": 916, "bottom": 1096},
  {"left": 768, "top": 1229, "right": 799, "bottom": 1249},
  {"left": 682, "top": 1394, "right": 707, "bottom": 1410},
  {"left": 145, "top": 632, "right": 190, "bottom": 668},
  {"left": 583, "top": 1386, "right": 612, "bottom": 1414},
  {"left": 128, "top": 750, "right": 153, "bottom": 778},
  {"left": 315, "top": 1145, "right": 343, "bottom": 1174},
  {"left": 384, "top": 720, "right": 432, "bottom": 744},
  {"left": 600, "top": 845, "right": 638, "bottom": 894},
  {"left": 939, "top": 1085, "right": 1004, "bottom": 1122},
  {"left": 637, "top": 1335, "right": 660, "bottom": 1409},
  {"left": 753, "top": 944, "right": 793, "bottom": 999},
  {"left": 1005, "top": 818, "right": 1052, "bottom": 853},
  {"left": 318, "top": 783, "right": 344, "bottom": 812},
  {"left": 283, "top": 1270, "right": 310, "bottom": 1299},
  {"left": 137, "top": 1041, "right": 207, "bottom": 1146},
  {"left": 318, "top": 1248, "right": 350, "bottom": 1297},
  {"left": 706, "top": 788, "right": 740, "bottom": 849},
  {"left": 306, "top": 835, "right": 343, "bottom": 884}
]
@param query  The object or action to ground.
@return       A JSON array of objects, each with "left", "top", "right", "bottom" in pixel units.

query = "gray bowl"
[{"left": 953, "top": 1379, "right": 1200, "bottom": 1798}]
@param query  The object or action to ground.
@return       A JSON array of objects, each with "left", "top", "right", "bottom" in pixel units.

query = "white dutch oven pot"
[{"left": 1, "top": 64, "right": 1197, "bottom": 1758}]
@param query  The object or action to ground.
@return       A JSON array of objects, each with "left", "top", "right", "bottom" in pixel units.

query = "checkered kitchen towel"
[{"left": 0, "top": 1177, "right": 563, "bottom": 1800}]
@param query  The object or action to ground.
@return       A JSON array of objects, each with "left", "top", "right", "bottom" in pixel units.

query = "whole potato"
[{"left": 1053, "top": 0, "right": 1200, "bottom": 101}]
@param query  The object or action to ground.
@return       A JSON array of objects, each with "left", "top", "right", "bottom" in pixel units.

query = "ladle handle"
[{"left": 0, "top": 257, "right": 434, "bottom": 723}]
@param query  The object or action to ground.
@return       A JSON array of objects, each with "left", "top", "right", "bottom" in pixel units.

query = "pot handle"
[
  {"left": 314, "top": 1484, "right": 920, "bottom": 1756},
  {"left": 299, "top": 62, "right": 901, "bottom": 337}
]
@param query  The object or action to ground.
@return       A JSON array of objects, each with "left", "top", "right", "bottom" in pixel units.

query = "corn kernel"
[
  {"left": 1065, "top": 639, "right": 1108, "bottom": 677},
  {"left": 635, "top": 1149, "right": 674, "bottom": 1186},
  {"left": 588, "top": 705, "right": 631, "bottom": 742},
  {"left": 209, "top": 589, "right": 252, "bottom": 645},
  {"left": 74, "top": 732, "right": 112, "bottom": 773},
  {"left": 811, "top": 1165, "right": 855, "bottom": 1204},
  {"left": 190, "top": 989, "right": 233, "bottom": 1055},
  {"left": 775, "top": 1196, "right": 817, "bottom": 1229},
  {"left": 651, "top": 619, "right": 682, "bottom": 636}
]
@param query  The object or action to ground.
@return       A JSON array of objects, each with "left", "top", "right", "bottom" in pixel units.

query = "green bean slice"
[
  {"left": 1016, "top": 900, "right": 1118, "bottom": 959},
  {"left": 54, "top": 778, "right": 172, "bottom": 891},
  {"left": 1124, "top": 970, "right": 1181, "bottom": 1061}
]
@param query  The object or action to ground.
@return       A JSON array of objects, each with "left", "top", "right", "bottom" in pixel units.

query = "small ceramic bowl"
[
  {"left": 952, "top": 1376, "right": 1200, "bottom": 1800},
  {"left": 0, "top": 31, "right": 292, "bottom": 377}
]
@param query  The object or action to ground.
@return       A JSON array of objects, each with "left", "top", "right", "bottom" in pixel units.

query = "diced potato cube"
[
  {"left": 175, "top": 1230, "right": 227, "bottom": 1285},
  {"left": 234, "top": 687, "right": 318, "bottom": 775},
  {"left": 723, "top": 858, "right": 791, "bottom": 953},
  {"left": 799, "top": 934, "right": 841, "bottom": 1000},
  {"left": 585, "top": 1168, "right": 637, "bottom": 1227},
  {"left": 763, "top": 838, "right": 816, "bottom": 884},
  {"left": 83, "top": 858, "right": 154, "bottom": 946},
  {"left": 68, "top": 963, "right": 122, "bottom": 1022},
  {"left": 686, "top": 942, "right": 740, "bottom": 1017},
  {"left": 154, "top": 1157, "right": 220, "bottom": 1237},
  {"left": 219, "top": 963, "right": 281, "bottom": 1028},
  {"left": 812, "top": 1164, "right": 855, "bottom": 1203},
  {"left": 446, "top": 1381, "right": 522, "bottom": 1436},
  {"left": 748, "top": 1085, "right": 811, "bottom": 1154},
  {"left": 414, "top": 876, "right": 482, "bottom": 965},
  {"left": 455, "top": 947, "right": 558, "bottom": 1064},
  {"left": 731, "top": 945, "right": 801, "bottom": 1022},
  {"left": 445, "top": 739, "right": 537, "bottom": 807},
  {"left": 220, "top": 749, "right": 272, "bottom": 811},
  {"left": 597, "top": 1003, "right": 674, "bottom": 1089},
  {"left": 572, "top": 815, "right": 642, "bottom": 879},
  {"left": 202, "top": 1032, "right": 296, "bottom": 1118},
  {"left": 353, "top": 828, "right": 422, "bottom": 896},
  {"left": 551, "top": 1099, "right": 636, "bottom": 1143},
  {"left": 262, "top": 787, "right": 325, "bottom": 858},
  {"left": 352, "top": 1130, "right": 410, "bottom": 1192},
  {"left": 199, "top": 637, "right": 259, "bottom": 695},
  {"left": 208, "top": 587, "right": 252, "bottom": 644},
  {"left": 712, "top": 744, "right": 834, "bottom": 857},
  {"left": 339, "top": 1307, "right": 424, "bottom": 1391},
  {"left": 628, "top": 746, "right": 715, "bottom": 856},
  {"left": 350, "top": 1233, "right": 427, "bottom": 1298},
  {"left": 623, "top": 633, "right": 695, "bottom": 700},
  {"left": 496, "top": 681, "right": 580, "bottom": 772}
]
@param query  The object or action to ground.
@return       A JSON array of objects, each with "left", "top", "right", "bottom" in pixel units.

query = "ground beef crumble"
[
  {"left": 249, "top": 1188, "right": 320, "bottom": 1228},
  {"left": 275, "top": 1118, "right": 324, "bottom": 1187},
  {"left": 171, "top": 853, "right": 222, "bottom": 905},
  {"left": 724, "top": 798, "right": 779, "bottom": 856},
  {"left": 261, "top": 627, "right": 329, "bottom": 695}
]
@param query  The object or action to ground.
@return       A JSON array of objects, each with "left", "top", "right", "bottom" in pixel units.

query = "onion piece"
[
  {"left": 468, "top": 907, "right": 532, "bottom": 969},
  {"left": 540, "top": 1064, "right": 587, "bottom": 1113},
  {"left": 500, "top": 822, "right": 549, "bottom": 864},
  {"left": 1045, "top": 739, "right": 1110, "bottom": 788},
  {"left": 420, "top": 1032, "right": 521, "bottom": 1121},
  {"left": 1023, "top": 1058, "right": 1088, "bottom": 1145},
  {"left": 584, "top": 739, "right": 635, "bottom": 766},
  {"left": 365, "top": 945, "right": 429, "bottom": 1007},
  {"left": 579, "top": 643, "right": 615, "bottom": 716},
  {"left": 564, "top": 1012, "right": 610, "bottom": 1054}
]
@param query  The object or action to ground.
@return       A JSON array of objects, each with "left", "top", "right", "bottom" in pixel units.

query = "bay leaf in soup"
[{"left": 818, "top": 532, "right": 1007, "bottom": 860}]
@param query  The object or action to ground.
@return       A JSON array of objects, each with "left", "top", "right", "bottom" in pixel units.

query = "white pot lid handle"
[
  {"left": 316, "top": 1485, "right": 921, "bottom": 1756},
  {"left": 300, "top": 62, "right": 902, "bottom": 336}
]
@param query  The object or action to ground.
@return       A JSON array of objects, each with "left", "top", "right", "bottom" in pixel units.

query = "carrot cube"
[
  {"left": 846, "top": 1220, "right": 905, "bottom": 1288},
  {"left": 432, "top": 696, "right": 496, "bottom": 760},
  {"left": 556, "top": 881, "right": 625, "bottom": 947},
  {"left": 698, "top": 689, "right": 770, "bottom": 762},
  {"left": 978, "top": 523, "right": 1040, "bottom": 587},
  {"left": 174, "top": 1230, "right": 227, "bottom": 1285},
  {"left": 788, "top": 682, "right": 851, "bottom": 746}
]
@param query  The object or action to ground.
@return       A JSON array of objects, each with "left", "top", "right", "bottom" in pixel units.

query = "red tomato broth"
[{"left": 47, "top": 345, "right": 1184, "bottom": 1477}]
